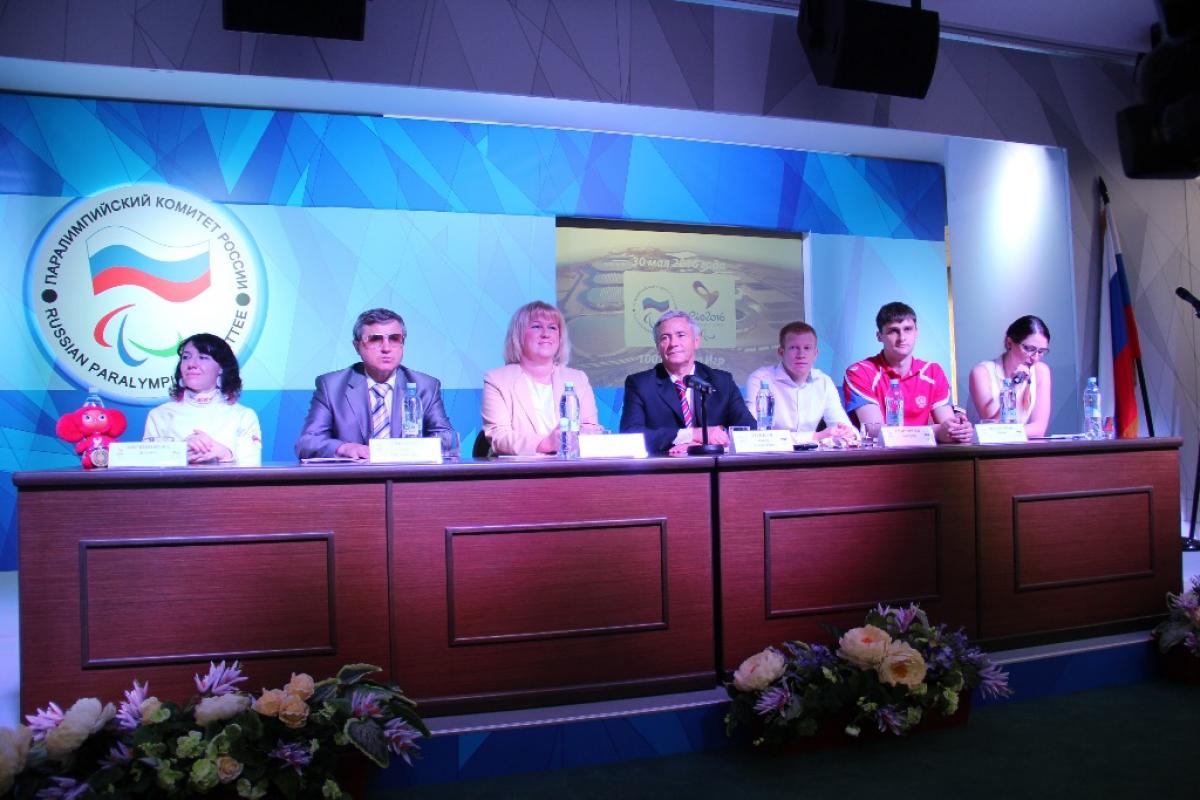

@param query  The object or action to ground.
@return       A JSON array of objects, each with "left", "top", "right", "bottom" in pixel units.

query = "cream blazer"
[{"left": 481, "top": 363, "right": 601, "bottom": 455}]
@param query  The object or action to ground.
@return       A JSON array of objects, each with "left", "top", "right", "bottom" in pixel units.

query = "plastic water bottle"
[
  {"left": 755, "top": 380, "right": 775, "bottom": 430},
  {"left": 884, "top": 379, "right": 904, "bottom": 426},
  {"left": 401, "top": 382, "right": 423, "bottom": 438},
  {"left": 559, "top": 381, "right": 581, "bottom": 459},
  {"left": 84, "top": 386, "right": 104, "bottom": 407},
  {"left": 1082, "top": 377, "right": 1102, "bottom": 439},
  {"left": 998, "top": 378, "right": 1018, "bottom": 424}
]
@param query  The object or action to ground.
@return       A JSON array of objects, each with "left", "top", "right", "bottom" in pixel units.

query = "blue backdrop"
[{"left": 0, "top": 93, "right": 946, "bottom": 570}]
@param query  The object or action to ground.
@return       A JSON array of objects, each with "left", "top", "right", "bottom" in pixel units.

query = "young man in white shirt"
[{"left": 746, "top": 321, "right": 857, "bottom": 443}]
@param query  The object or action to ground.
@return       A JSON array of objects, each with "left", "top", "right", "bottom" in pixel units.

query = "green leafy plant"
[
  {"left": 725, "top": 604, "right": 1012, "bottom": 746},
  {"left": 1152, "top": 575, "right": 1200, "bottom": 657},
  {"left": 1, "top": 661, "right": 428, "bottom": 798}
]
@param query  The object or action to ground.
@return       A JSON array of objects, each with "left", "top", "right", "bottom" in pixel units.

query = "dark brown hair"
[
  {"left": 169, "top": 333, "right": 243, "bottom": 402},
  {"left": 1006, "top": 315, "right": 1050, "bottom": 343}
]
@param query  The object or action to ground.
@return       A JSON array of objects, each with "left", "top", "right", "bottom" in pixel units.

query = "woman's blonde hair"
[{"left": 504, "top": 300, "right": 571, "bottom": 365}]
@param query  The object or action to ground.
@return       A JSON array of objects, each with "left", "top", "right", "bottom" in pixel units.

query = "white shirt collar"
[
  {"left": 369, "top": 371, "right": 398, "bottom": 393},
  {"left": 666, "top": 364, "right": 696, "bottom": 384}
]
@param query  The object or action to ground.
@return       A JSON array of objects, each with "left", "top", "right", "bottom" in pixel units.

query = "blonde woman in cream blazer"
[{"left": 481, "top": 301, "right": 601, "bottom": 455}]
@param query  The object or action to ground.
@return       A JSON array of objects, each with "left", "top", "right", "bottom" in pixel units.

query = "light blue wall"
[
  {"left": 808, "top": 235, "right": 952, "bottom": 394},
  {"left": 946, "top": 138, "right": 1079, "bottom": 434}
]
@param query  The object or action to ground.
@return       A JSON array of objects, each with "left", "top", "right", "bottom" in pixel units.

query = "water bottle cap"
[
  {"left": 760, "top": 380, "right": 769, "bottom": 388},
  {"left": 564, "top": 381, "right": 574, "bottom": 389},
  {"left": 406, "top": 382, "right": 417, "bottom": 389},
  {"left": 889, "top": 379, "right": 899, "bottom": 387}
]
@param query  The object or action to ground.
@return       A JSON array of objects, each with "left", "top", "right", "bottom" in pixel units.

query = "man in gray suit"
[{"left": 295, "top": 308, "right": 454, "bottom": 460}]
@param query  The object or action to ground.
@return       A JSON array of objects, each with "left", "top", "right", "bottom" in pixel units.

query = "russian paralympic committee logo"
[
  {"left": 26, "top": 185, "right": 266, "bottom": 404},
  {"left": 634, "top": 286, "right": 673, "bottom": 331}
]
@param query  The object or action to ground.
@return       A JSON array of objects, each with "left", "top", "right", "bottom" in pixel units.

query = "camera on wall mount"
[{"left": 1117, "top": 0, "right": 1200, "bottom": 179}]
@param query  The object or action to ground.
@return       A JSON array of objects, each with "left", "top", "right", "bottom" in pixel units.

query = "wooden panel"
[
  {"left": 977, "top": 449, "right": 1180, "bottom": 640},
  {"left": 766, "top": 503, "right": 939, "bottom": 617},
  {"left": 1013, "top": 489, "right": 1153, "bottom": 590},
  {"left": 447, "top": 520, "right": 666, "bottom": 644},
  {"left": 719, "top": 458, "right": 976, "bottom": 673},
  {"left": 391, "top": 470, "right": 714, "bottom": 711},
  {"left": 83, "top": 535, "right": 334, "bottom": 665},
  {"left": 15, "top": 441, "right": 1180, "bottom": 718},
  {"left": 19, "top": 482, "right": 388, "bottom": 714}
]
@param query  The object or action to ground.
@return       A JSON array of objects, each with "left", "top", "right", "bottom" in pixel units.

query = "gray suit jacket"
[{"left": 294, "top": 363, "right": 454, "bottom": 458}]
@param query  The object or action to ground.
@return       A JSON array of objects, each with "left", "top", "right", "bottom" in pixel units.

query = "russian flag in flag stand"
[{"left": 1097, "top": 197, "right": 1142, "bottom": 439}]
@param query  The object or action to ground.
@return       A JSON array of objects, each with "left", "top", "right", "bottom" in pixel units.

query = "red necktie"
[{"left": 675, "top": 380, "right": 694, "bottom": 427}]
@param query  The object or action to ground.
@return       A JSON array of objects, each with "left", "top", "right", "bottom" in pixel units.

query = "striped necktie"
[
  {"left": 370, "top": 383, "right": 392, "bottom": 439},
  {"left": 675, "top": 380, "right": 694, "bottom": 427}
]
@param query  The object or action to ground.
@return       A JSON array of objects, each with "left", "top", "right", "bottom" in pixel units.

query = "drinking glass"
[
  {"left": 860, "top": 422, "right": 882, "bottom": 448},
  {"left": 439, "top": 430, "right": 462, "bottom": 461},
  {"left": 728, "top": 426, "right": 750, "bottom": 453}
]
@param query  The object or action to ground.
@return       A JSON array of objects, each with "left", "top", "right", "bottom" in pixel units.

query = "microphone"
[
  {"left": 684, "top": 374, "right": 716, "bottom": 395},
  {"left": 1176, "top": 286, "right": 1200, "bottom": 315},
  {"left": 1011, "top": 370, "right": 1029, "bottom": 386}
]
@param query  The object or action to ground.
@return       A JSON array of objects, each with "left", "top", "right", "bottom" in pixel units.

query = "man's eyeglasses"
[
  {"left": 360, "top": 333, "right": 405, "bottom": 348},
  {"left": 1019, "top": 343, "right": 1049, "bottom": 357}
]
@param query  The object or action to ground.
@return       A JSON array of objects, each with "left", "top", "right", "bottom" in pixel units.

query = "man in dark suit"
[
  {"left": 620, "top": 310, "right": 755, "bottom": 454},
  {"left": 295, "top": 308, "right": 454, "bottom": 459}
]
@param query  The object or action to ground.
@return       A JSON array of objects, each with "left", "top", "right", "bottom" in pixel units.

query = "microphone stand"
[
  {"left": 1180, "top": 292, "right": 1200, "bottom": 551},
  {"left": 1186, "top": 461, "right": 1200, "bottom": 551},
  {"left": 687, "top": 383, "right": 724, "bottom": 456}
]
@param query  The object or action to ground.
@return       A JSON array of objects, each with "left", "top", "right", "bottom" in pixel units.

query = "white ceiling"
[{"left": 686, "top": 0, "right": 1162, "bottom": 61}]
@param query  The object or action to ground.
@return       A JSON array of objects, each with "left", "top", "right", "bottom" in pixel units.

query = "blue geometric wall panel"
[{"left": 0, "top": 94, "right": 945, "bottom": 238}]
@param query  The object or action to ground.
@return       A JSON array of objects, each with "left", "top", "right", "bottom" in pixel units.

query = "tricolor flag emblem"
[
  {"left": 1098, "top": 192, "right": 1143, "bottom": 438},
  {"left": 86, "top": 226, "right": 212, "bottom": 302}
]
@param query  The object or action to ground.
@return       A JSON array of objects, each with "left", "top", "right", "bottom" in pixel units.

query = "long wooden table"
[{"left": 14, "top": 438, "right": 1181, "bottom": 716}]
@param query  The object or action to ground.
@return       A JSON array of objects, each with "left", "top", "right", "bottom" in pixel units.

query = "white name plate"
[
  {"left": 880, "top": 425, "right": 938, "bottom": 448},
  {"left": 732, "top": 429, "right": 794, "bottom": 453},
  {"left": 369, "top": 437, "right": 443, "bottom": 464},
  {"left": 578, "top": 433, "right": 647, "bottom": 459},
  {"left": 975, "top": 423, "right": 1028, "bottom": 445},
  {"left": 109, "top": 440, "right": 188, "bottom": 468}
]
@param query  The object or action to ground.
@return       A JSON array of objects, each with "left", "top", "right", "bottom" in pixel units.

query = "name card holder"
[
  {"left": 975, "top": 423, "right": 1028, "bottom": 444},
  {"left": 879, "top": 425, "right": 938, "bottom": 448},
  {"left": 578, "top": 433, "right": 647, "bottom": 459},
  {"left": 108, "top": 441, "right": 188, "bottom": 468},
  {"left": 369, "top": 437, "right": 443, "bottom": 464},
  {"left": 731, "top": 429, "right": 794, "bottom": 454}
]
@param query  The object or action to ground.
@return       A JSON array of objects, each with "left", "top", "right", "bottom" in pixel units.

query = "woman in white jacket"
[{"left": 144, "top": 333, "right": 262, "bottom": 464}]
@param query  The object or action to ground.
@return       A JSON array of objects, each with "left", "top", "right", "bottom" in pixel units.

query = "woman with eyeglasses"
[
  {"left": 480, "top": 300, "right": 602, "bottom": 455},
  {"left": 969, "top": 315, "right": 1052, "bottom": 437},
  {"left": 144, "top": 333, "right": 262, "bottom": 464}
]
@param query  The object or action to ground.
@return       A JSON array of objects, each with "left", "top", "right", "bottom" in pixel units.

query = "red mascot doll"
[{"left": 56, "top": 404, "right": 128, "bottom": 468}]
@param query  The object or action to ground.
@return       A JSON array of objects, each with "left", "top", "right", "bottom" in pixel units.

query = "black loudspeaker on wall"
[
  {"left": 1116, "top": 0, "right": 1200, "bottom": 179},
  {"left": 223, "top": 0, "right": 366, "bottom": 41},
  {"left": 796, "top": 0, "right": 940, "bottom": 100}
]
